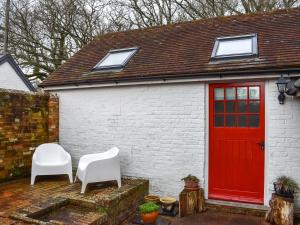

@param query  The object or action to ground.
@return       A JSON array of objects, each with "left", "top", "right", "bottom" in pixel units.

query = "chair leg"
[
  {"left": 68, "top": 173, "right": 73, "bottom": 183},
  {"left": 81, "top": 182, "right": 87, "bottom": 194},
  {"left": 74, "top": 175, "right": 77, "bottom": 183},
  {"left": 117, "top": 177, "right": 121, "bottom": 188},
  {"left": 74, "top": 169, "right": 79, "bottom": 183},
  {"left": 31, "top": 175, "right": 36, "bottom": 185}
]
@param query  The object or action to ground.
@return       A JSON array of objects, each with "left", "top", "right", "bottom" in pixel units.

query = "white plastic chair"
[
  {"left": 31, "top": 143, "right": 73, "bottom": 185},
  {"left": 75, "top": 147, "right": 121, "bottom": 194}
]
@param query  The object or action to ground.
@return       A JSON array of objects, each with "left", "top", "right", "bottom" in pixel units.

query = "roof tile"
[{"left": 41, "top": 8, "right": 300, "bottom": 87}]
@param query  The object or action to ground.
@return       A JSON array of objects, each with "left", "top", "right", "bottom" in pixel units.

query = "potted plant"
[
  {"left": 181, "top": 174, "right": 199, "bottom": 190},
  {"left": 273, "top": 176, "right": 299, "bottom": 199},
  {"left": 139, "top": 202, "right": 160, "bottom": 224}
]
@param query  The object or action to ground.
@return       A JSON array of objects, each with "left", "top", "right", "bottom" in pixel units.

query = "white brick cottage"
[{"left": 41, "top": 9, "right": 300, "bottom": 210}]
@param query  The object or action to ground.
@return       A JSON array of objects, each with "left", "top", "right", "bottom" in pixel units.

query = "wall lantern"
[{"left": 276, "top": 74, "right": 288, "bottom": 104}]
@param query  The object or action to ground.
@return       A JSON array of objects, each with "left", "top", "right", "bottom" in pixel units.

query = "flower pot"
[
  {"left": 160, "top": 197, "right": 176, "bottom": 205},
  {"left": 141, "top": 211, "right": 159, "bottom": 224},
  {"left": 273, "top": 182, "right": 294, "bottom": 199},
  {"left": 144, "top": 195, "right": 160, "bottom": 204},
  {"left": 184, "top": 181, "right": 199, "bottom": 190}
]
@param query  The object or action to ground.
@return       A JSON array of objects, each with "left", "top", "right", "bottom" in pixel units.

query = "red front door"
[{"left": 209, "top": 82, "right": 265, "bottom": 204}]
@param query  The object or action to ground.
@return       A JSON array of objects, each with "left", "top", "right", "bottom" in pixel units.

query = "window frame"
[
  {"left": 211, "top": 34, "right": 258, "bottom": 60},
  {"left": 93, "top": 47, "right": 139, "bottom": 71},
  {"left": 212, "top": 84, "right": 262, "bottom": 128}
]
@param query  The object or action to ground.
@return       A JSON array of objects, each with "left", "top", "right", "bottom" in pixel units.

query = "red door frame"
[{"left": 208, "top": 82, "right": 265, "bottom": 204}]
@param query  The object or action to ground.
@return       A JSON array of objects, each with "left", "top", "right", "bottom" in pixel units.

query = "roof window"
[
  {"left": 211, "top": 34, "right": 257, "bottom": 60},
  {"left": 93, "top": 47, "right": 138, "bottom": 71}
]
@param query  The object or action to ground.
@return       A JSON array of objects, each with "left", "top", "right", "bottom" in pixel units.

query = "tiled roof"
[{"left": 41, "top": 8, "right": 300, "bottom": 87}]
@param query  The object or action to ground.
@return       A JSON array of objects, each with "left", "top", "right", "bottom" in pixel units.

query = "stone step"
[{"left": 205, "top": 199, "right": 269, "bottom": 217}]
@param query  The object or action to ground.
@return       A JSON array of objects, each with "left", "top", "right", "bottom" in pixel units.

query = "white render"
[
  {"left": 0, "top": 61, "right": 30, "bottom": 91},
  {"left": 52, "top": 79, "right": 300, "bottom": 209}
]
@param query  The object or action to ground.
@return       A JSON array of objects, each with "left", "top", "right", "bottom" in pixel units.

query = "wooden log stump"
[
  {"left": 265, "top": 194, "right": 294, "bottom": 225},
  {"left": 179, "top": 188, "right": 205, "bottom": 217}
]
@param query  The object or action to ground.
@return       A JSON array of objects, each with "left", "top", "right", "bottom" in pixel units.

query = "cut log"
[
  {"left": 265, "top": 194, "right": 294, "bottom": 225},
  {"left": 179, "top": 188, "right": 205, "bottom": 217}
]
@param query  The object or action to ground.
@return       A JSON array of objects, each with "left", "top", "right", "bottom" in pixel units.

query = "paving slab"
[{"left": 158, "top": 212, "right": 262, "bottom": 225}]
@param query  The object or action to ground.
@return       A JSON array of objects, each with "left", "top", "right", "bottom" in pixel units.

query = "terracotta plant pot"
[
  {"left": 184, "top": 181, "right": 199, "bottom": 190},
  {"left": 141, "top": 211, "right": 159, "bottom": 224}
]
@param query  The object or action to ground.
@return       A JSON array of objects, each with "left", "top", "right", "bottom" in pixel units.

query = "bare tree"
[
  {"left": 112, "top": 0, "right": 183, "bottom": 28},
  {"left": 230, "top": 0, "right": 280, "bottom": 13},
  {"left": 175, "top": 0, "right": 233, "bottom": 19},
  {"left": 3, "top": 0, "right": 9, "bottom": 53},
  {"left": 7, "top": 0, "right": 110, "bottom": 80},
  {"left": 2, "top": 0, "right": 299, "bottom": 82},
  {"left": 175, "top": 0, "right": 299, "bottom": 19},
  {"left": 281, "top": 0, "right": 299, "bottom": 7}
]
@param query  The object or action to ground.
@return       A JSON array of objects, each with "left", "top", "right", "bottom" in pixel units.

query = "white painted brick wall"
[
  {"left": 56, "top": 83, "right": 206, "bottom": 198},
  {"left": 54, "top": 80, "right": 300, "bottom": 210},
  {"left": 266, "top": 80, "right": 300, "bottom": 210}
]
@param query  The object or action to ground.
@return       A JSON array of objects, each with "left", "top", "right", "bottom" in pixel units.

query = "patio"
[
  {"left": 0, "top": 176, "right": 148, "bottom": 225},
  {"left": 0, "top": 176, "right": 269, "bottom": 225}
]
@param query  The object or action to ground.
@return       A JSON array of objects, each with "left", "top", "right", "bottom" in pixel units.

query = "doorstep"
[{"left": 205, "top": 199, "right": 269, "bottom": 217}]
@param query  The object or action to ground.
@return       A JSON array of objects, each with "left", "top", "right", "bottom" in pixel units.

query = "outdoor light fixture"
[{"left": 276, "top": 74, "right": 288, "bottom": 104}]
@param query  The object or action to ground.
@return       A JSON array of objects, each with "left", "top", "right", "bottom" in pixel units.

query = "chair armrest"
[
  {"left": 32, "top": 151, "right": 41, "bottom": 164},
  {"left": 79, "top": 153, "right": 98, "bottom": 161},
  {"left": 63, "top": 151, "right": 72, "bottom": 161},
  {"left": 79, "top": 152, "right": 112, "bottom": 163},
  {"left": 86, "top": 156, "right": 120, "bottom": 172}
]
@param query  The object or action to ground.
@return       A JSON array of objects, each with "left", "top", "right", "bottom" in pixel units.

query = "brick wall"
[
  {"left": 0, "top": 89, "right": 59, "bottom": 181},
  {"left": 48, "top": 95, "right": 59, "bottom": 142}
]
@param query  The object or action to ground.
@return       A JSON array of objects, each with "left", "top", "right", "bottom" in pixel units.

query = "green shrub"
[{"left": 139, "top": 202, "right": 159, "bottom": 214}]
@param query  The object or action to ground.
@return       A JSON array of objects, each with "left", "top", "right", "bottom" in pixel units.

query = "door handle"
[{"left": 257, "top": 141, "right": 265, "bottom": 151}]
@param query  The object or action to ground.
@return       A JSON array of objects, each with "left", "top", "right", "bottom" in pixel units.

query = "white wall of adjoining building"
[{"left": 0, "top": 62, "right": 30, "bottom": 91}]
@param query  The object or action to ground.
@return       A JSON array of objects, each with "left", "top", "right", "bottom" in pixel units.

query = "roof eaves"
[{"left": 40, "top": 66, "right": 300, "bottom": 88}]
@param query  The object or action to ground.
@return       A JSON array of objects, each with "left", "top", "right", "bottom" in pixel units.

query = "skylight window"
[
  {"left": 211, "top": 34, "right": 258, "bottom": 59},
  {"left": 93, "top": 47, "right": 138, "bottom": 71}
]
